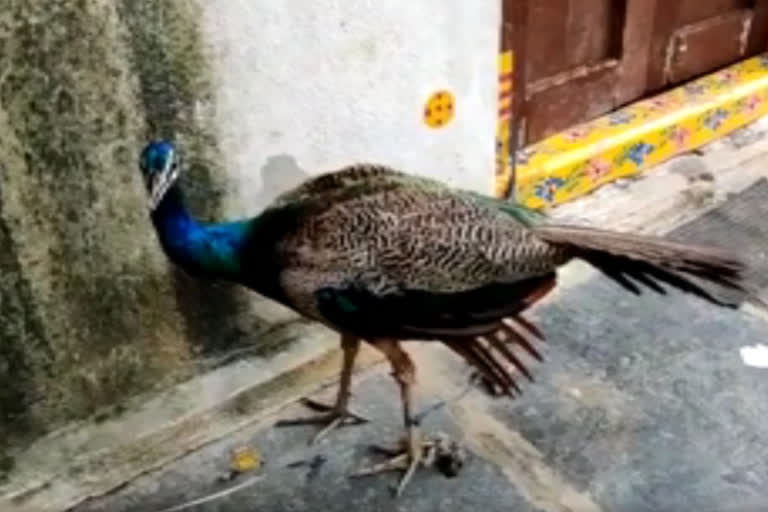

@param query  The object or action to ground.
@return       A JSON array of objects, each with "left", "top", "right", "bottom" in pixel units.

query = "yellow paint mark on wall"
[
  {"left": 423, "top": 90, "right": 455, "bottom": 128},
  {"left": 495, "top": 51, "right": 514, "bottom": 197}
]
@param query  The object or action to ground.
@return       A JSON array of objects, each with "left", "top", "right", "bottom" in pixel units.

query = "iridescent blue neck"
[
  {"left": 150, "top": 184, "right": 248, "bottom": 278},
  {"left": 151, "top": 184, "right": 198, "bottom": 247}
]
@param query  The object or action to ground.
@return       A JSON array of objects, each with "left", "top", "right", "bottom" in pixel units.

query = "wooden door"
[
  {"left": 506, "top": 0, "right": 768, "bottom": 145},
  {"left": 507, "top": 0, "right": 657, "bottom": 144},
  {"left": 646, "top": 0, "right": 768, "bottom": 91}
]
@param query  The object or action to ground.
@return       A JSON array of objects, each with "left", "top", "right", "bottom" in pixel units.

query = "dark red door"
[
  {"left": 506, "top": 0, "right": 768, "bottom": 145},
  {"left": 646, "top": 0, "right": 768, "bottom": 90}
]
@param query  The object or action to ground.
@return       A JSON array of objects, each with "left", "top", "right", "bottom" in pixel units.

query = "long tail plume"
[
  {"left": 534, "top": 224, "right": 751, "bottom": 307},
  {"left": 443, "top": 316, "right": 545, "bottom": 398},
  {"left": 446, "top": 225, "right": 757, "bottom": 399}
]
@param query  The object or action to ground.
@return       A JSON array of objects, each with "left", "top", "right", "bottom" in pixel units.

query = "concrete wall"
[
  {"left": 203, "top": 0, "right": 499, "bottom": 214},
  {"left": 0, "top": 0, "right": 499, "bottom": 478}
]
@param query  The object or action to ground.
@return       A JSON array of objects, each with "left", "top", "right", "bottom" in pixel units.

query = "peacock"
[{"left": 139, "top": 140, "right": 751, "bottom": 496}]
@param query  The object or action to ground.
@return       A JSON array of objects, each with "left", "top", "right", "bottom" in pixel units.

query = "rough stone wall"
[{"left": 0, "top": 0, "right": 275, "bottom": 474}]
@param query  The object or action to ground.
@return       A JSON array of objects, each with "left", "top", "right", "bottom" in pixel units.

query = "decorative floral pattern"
[
  {"left": 607, "top": 110, "right": 636, "bottom": 126},
  {"left": 733, "top": 93, "right": 764, "bottom": 116},
  {"left": 498, "top": 55, "right": 768, "bottom": 209},
  {"left": 642, "top": 95, "right": 683, "bottom": 115},
  {"left": 701, "top": 108, "right": 730, "bottom": 130},
  {"left": 714, "top": 69, "right": 739, "bottom": 88},
  {"left": 683, "top": 82, "right": 707, "bottom": 97},
  {"left": 647, "top": 97, "right": 672, "bottom": 111},
  {"left": 534, "top": 177, "right": 565, "bottom": 202},
  {"left": 662, "top": 126, "right": 691, "bottom": 151},
  {"left": 564, "top": 125, "right": 593, "bottom": 140},
  {"left": 583, "top": 158, "right": 611, "bottom": 183},
  {"left": 622, "top": 142, "right": 655, "bottom": 166},
  {"left": 744, "top": 94, "right": 762, "bottom": 114}
]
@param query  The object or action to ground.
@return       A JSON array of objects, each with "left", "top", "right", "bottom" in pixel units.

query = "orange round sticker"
[{"left": 423, "top": 90, "right": 455, "bottom": 128}]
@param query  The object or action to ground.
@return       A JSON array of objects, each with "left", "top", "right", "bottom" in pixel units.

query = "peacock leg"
[
  {"left": 351, "top": 339, "right": 425, "bottom": 497},
  {"left": 275, "top": 334, "right": 369, "bottom": 444}
]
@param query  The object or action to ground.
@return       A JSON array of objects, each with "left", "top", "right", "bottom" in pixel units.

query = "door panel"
[
  {"left": 509, "top": 0, "right": 768, "bottom": 145},
  {"left": 647, "top": 0, "right": 768, "bottom": 91},
  {"left": 666, "top": 10, "right": 753, "bottom": 84},
  {"left": 677, "top": 0, "right": 753, "bottom": 24},
  {"left": 527, "top": 0, "right": 623, "bottom": 82},
  {"left": 521, "top": 0, "right": 656, "bottom": 143},
  {"left": 525, "top": 64, "right": 619, "bottom": 141}
]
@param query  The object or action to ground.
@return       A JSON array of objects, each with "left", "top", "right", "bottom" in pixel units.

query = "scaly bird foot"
[
  {"left": 274, "top": 398, "right": 369, "bottom": 445},
  {"left": 350, "top": 432, "right": 466, "bottom": 497}
]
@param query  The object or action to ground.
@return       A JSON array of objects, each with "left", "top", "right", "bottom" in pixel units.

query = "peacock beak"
[
  {"left": 148, "top": 168, "right": 173, "bottom": 210},
  {"left": 148, "top": 175, "right": 164, "bottom": 210},
  {"left": 147, "top": 154, "right": 179, "bottom": 210}
]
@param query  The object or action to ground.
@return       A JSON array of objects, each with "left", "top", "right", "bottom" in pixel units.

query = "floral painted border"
[{"left": 500, "top": 54, "right": 768, "bottom": 209}]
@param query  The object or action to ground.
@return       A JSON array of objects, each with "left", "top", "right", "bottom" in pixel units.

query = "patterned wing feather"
[{"left": 271, "top": 165, "right": 569, "bottom": 337}]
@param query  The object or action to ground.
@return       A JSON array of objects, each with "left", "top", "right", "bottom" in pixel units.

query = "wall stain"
[
  {"left": 0, "top": 179, "right": 51, "bottom": 474},
  {"left": 253, "top": 154, "right": 311, "bottom": 208}
]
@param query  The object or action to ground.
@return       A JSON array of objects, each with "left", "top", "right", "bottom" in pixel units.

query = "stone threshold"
[{"left": 496, "top": 54, "right": 768, "bottom": 210}]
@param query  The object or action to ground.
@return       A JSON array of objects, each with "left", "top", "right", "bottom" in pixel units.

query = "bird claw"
[
  {"left": 350, "top": 433, "right": 466, "bottom": 497},
  {"left": 350, "top": 448, "right": 420, "bottom": 497},
  {"left": 274, "top": 398, "right": 369, "bottom": 445}
]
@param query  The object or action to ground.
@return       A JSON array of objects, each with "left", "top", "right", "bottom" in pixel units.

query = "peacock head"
[{"left": 139, "top": 140, "right": 182, "bottom": 210}]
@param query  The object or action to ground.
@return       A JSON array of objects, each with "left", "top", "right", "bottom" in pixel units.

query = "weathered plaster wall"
[
  {"left": 201, "top": 0, "right": 500, "bottom": 213},
  {"left": 0, "top": 0, "right": 499, "bottom": 483}
]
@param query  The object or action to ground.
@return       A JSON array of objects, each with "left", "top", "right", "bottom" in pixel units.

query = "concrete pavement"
[
  {"left": 72, "top": 257, "right": 768, "bottom": 511},
  {"left": 53, "top": 121, "right": 768, "bottom": 512}
]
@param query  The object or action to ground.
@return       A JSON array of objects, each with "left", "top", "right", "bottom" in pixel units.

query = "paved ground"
[
  {"left": 68, "top": 132, "right": 768, "bottom": 512},
  {"left": 72, "top": 262, "right": 768, "bottom": 511}
]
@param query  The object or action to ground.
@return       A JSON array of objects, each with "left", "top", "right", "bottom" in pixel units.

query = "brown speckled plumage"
[
  {"left": 144, "top": 144, "right": 753, "bottom": 493},
  {"left": 251, "top": 164, "right": 749, "bottom": 397}
]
